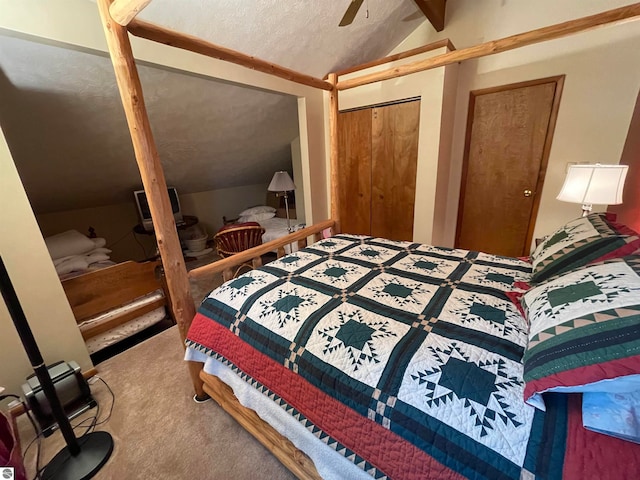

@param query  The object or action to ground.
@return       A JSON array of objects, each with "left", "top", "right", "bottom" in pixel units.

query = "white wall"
[
  {"left": 392, "top": 0, "right": 640, "bottom": 247},
  {"left": 290, "top": 137, "right": 306, "bottom": 224},
  {"left": 0, "top": 126, "right": 92, "bottom": 399},
  {"left": 178, "top": 183, "right": 270, "bottom": 235}
]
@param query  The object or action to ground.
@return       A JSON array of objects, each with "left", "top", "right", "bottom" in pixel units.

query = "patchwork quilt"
[{"left": 187, "top": 235, "right": 571, "bottom": 479}]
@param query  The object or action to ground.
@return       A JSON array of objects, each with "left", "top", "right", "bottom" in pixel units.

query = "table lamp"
[
  {"left": 268, "top": 171, "right": 296, "bottom": 232},
  {"left": 556, "top": 163, "right": 629, "bottom": 216}
]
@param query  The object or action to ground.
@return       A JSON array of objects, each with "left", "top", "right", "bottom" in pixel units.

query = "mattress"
[
  {"left": 259, "top": 217, "right": 303, "bottom": 254},
  {"left": 185, "top": 349, "right": 372, "bottom": 480},
  {"left": 80, "top": 289, "right": 166, "bottom": 354}
]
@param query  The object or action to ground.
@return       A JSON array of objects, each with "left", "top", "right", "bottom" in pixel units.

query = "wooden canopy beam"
[
  {"left": 127, "top": 19, "right": 333, "bottom": 91},
  {"left": 96, "top": 0, "right": 205, "bottom": 399},
  {"left": 338, "top": 2, "right": 640, "bottom": 90},
  {"left": 331, "top": 39, "right": 454, "bottom": 78},
  {"left": 413, "top": 0, "right": 447, "bottom": 32},
  {"left": 328, "top": 73, "right": 340, "bottom": 233},
  {"left": 109, "top": 0, "right": 152, "bottom": 26}
]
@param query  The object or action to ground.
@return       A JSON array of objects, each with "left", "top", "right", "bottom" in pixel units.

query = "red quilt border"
[{"left": 188, "top": 313, "right": 463, "bottom": 480}]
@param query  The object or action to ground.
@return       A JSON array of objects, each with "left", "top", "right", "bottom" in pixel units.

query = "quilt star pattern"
[
  {"left": 187, "top": 235, "right": 570, "bottom": 480},
  {"left": 531, "top": 215, "right": 599, "bottom": 263},
  {"left": 525, "top": 260, "right": 640, "bottom": 339}
]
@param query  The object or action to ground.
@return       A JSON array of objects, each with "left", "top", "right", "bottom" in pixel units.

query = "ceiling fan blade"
[{"left": 339, "top": 0, "right": 365, "bottom": 27}]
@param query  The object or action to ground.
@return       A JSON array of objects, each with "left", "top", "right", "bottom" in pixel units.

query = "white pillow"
[
  {"left": 55, "top": 256, "right": 89, "bottom": 275},
  {"left": 91, "top": 237, "right": 107, "bottom": 248},
  {"left": 239, "top": 212, "right": 276, "bottom": 223},
  {"left": 88, "top": 247, "right": 112, "bottom": 255},
  {"left": 239, "top": 205, "right": 276, "bottom": 216},
  {"left": 86, "top": 252, "right": 110, "bottom": 264},
  {"left": 45, "top": 230, "right": 97, "bottom": 260}
]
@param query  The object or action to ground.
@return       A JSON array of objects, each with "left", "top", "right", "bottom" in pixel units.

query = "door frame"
[{"left": 455, "top": 75, "right": 565, "bottom": 255}]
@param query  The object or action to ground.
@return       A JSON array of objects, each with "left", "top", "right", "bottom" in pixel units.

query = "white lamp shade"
[
  {"left": 268, "top": 171, "right": 296, "bottom": 192},
  {"left": 557, "top": 164, "right": 628, "bottom": 205}
]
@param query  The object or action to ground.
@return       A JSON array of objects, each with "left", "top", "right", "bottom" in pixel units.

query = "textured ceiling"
[{"left": 0, "top": 0, "right": 425, "bottom": 213}]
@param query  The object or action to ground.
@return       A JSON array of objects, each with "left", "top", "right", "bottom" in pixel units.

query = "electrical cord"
[
  {"left": 18, "top": 376, "right": 116, "bottom": 480},
  {"left": 91, "top": 377, "right": 115, "bottom": 427},
  {"left": 67, "top": 377, "right": 115, "bottom": 436},
  {"left": 25, "top": 406, "right": 43, "bottom": 480},
  {"left": 106, "top": 229, "right": 133, "bottom": 250},
  {"left": 0, "top": 393, "right": 21, "bottom": 401},
  {"left": 17, "top": 401, "right": 43, "bottom": 480},
  {"left": 133, "top": 231, "right": 148, "bottom": 259}
]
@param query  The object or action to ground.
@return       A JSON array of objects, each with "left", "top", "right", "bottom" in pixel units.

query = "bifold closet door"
[
  {"left": 371, "top": 101, "right": 420, "bottom": 241},
  {"left": 338, "top": 108, "right": 372, "bottom": 236}
]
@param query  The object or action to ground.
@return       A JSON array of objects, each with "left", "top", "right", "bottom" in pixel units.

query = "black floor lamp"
[{"left": 0, "top": 256, "right": 113, "bottom": 480}]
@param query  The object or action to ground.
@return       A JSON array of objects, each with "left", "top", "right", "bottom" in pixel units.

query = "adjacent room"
[{"left": 1, "top": 0, "right": 639, "bottom": 479}]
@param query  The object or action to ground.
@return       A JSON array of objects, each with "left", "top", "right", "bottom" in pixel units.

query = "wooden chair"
[{"left": 213, "top": 222, "right": 265, "bottom": 278}]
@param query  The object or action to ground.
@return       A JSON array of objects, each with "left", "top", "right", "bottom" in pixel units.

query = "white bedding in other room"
[
  {"left": 185, "top": 348, "right": 371, "bottom": 480},
  {"left": 79, "top": 290, "right": 166, "bottom": 354},
  {"left": 57, "top": 260, "right": 116, "bottom": 281},
  {"left": 259, "top": 217, "right": 304, "bottom": 254}
]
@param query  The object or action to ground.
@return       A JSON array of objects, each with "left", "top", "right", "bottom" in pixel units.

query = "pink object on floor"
[{"left": 0, "top": 410, "right": 27, "bottom": 480}]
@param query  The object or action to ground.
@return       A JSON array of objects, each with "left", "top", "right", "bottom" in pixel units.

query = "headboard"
[{"left": 61, "top": 260, "right": 167, "bottom": 340}]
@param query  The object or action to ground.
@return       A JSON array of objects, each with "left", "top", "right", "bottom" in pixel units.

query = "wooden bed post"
[
  {"left": 109, "top": 0, "right": 152, "bottom": 26},
  {"left": 96, "top": 0, "right": 206, "bottom": 399},
  {"left": 328, "top": 73, "right": 340, "bottom": 233}
]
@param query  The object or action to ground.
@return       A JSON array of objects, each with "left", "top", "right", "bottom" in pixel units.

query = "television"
[{"left": 134, "top": 187, "right": 184, "bottom": 232}]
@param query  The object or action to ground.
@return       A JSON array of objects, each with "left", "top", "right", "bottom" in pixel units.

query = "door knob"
[{"left": 523, "top": 189, "right": 533, "bottom": 197}]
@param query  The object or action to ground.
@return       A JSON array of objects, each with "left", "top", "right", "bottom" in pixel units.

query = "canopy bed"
[
  {"left": 94, "top": 1, "right": 640, "bottom": 478},
  {"left": 186, "top": 216, "right": 640, "bottom": 479}
]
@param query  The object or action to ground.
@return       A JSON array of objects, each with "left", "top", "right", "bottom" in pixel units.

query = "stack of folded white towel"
[{"left": 45, "top": 230, "right": 115, "bottom": 276}]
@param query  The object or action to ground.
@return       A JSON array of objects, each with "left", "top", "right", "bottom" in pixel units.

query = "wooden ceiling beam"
[
  {"left": 128, "top": 19, "right": 333, "bottom": 91},
  {"left": 109, "top": 0, "right": 152, "bottom": 26},
  {"left": 413, "top": 0, "right": 447, "bottom": 32},
  {"left": 338, "top": 2, "right": 640, "bottom": 90}
]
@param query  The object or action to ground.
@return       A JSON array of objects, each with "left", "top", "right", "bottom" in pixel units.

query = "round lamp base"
[{"left": 42, "top": 431, "right": 114, "bottom": 480}]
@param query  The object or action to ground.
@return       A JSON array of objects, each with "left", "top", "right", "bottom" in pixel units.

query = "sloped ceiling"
[{"left": 0, "top": 0, "right": 425, "bottom": 214}]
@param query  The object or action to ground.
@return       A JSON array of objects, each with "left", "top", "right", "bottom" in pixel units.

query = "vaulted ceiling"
[{"left": 0, "top": 0, "right": 433, "bottom": 213}]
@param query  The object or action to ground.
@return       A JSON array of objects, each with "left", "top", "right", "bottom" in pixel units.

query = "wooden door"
[
  {"left": 371, "top": 101, "right": 420, "bottom": 241},
  {"left": 338, "top": 108, "right": 372, "bottom": 235},
  {"left": 456, "top": 76, "right": 564, "bottom": 256}
]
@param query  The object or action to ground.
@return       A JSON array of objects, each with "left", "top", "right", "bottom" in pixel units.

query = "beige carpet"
[{"left": 17, "top": 326, "right": 296, "bottom": 479}]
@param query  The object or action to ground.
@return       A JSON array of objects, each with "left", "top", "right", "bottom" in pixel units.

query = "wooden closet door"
[
  {"left": 338, "top": 109, "right": 372, "bottom": 235},
  {"left": 456, "top": 77, "right": 563, "bottom": 257},
  {"left": 371, "top": 100, "right": 420, "bottom": 241}
]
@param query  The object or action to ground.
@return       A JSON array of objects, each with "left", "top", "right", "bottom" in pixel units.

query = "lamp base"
[
  {"left": 581, "top": 203, "right": 593, "bottom": 217},
  {"left": 42, "top": 431, "right": 114, "bottom": 480},
  {"left": 284, "top": 192, "right": 292, "bottom": 233}
]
